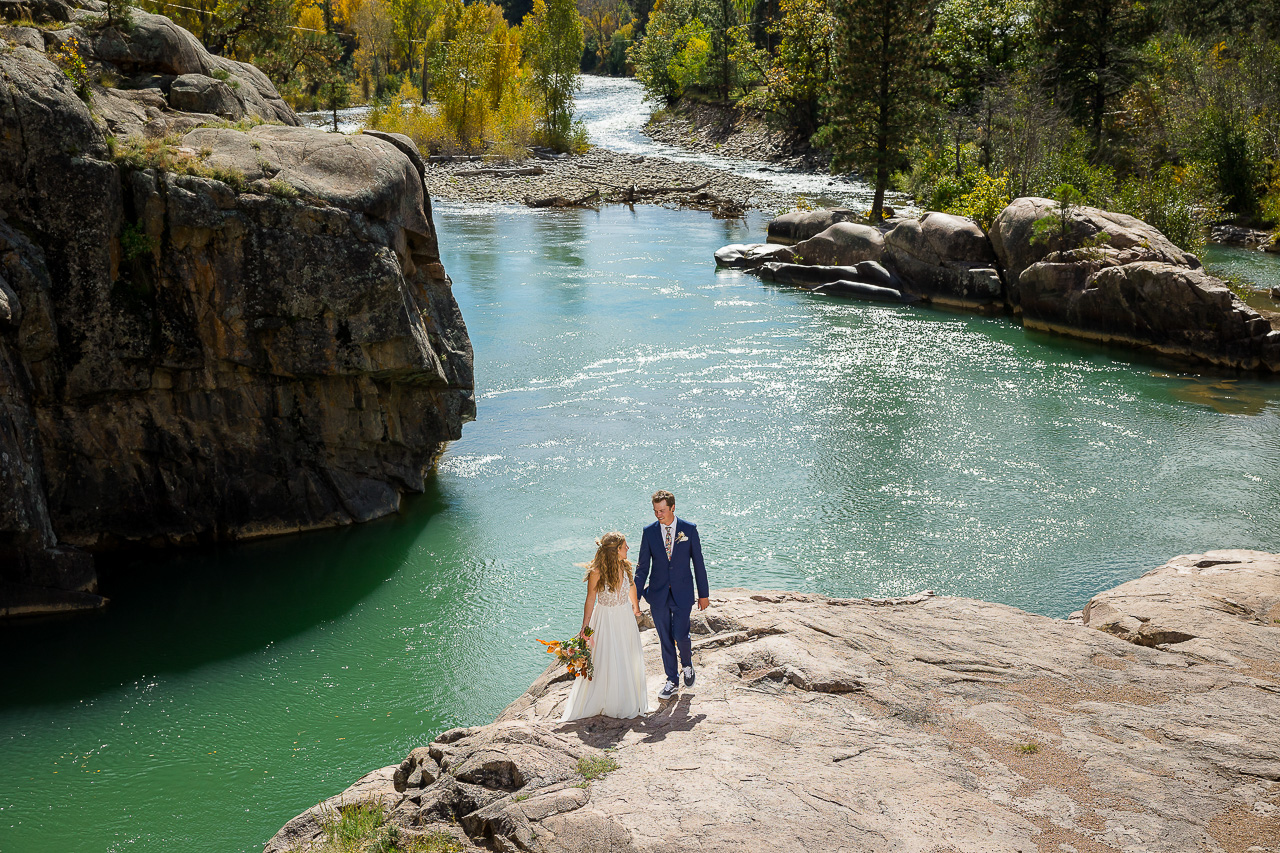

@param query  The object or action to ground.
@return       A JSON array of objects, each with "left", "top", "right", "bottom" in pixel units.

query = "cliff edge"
[
  {"left": 267, "top": 550, "right": 1280, "bottom": 853},
  {"left": 0, "top": 2, "right": 474, "bottom": 614}
]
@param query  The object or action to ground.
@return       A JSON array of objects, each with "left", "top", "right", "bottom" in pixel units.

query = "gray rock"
[
  {"left": 766, "top": 207, "right": 859, "bottom": 244},
  {"left": 883, "top": 211, "right": 1004, "bottom": 307},
  {"left": 789, "top": 221, "right": 884, "bottom": 266},
  {"left": 712, "top": 242, "right": 795, "bottom": 269},
  {"left": 168, "top": 73, "right": 244, "bottom": 120},
  {"left": 990, "top": 196, "right": 1198, "bottom": 286},
  {"left": 1, "top": 25, "right": 44, "bottom": 51},
  {"left": 811, "top": 279, "right": 916, "bottom": 303},
  {"left": 271, "top": 554, "right": 1280, "bottom": 853},
  {"left": 1018, "top": 259, "right": 1280, "bottom": 371},
  {"left": 0, "top": 17, "right": 472, "bottom": 610}
]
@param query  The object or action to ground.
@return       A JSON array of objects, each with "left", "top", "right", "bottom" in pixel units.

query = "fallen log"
[
  {"left": 454, "top": 166, "right": 546, "bottom": 177},
  {"left": 523, "top": 189, "right": 601, "bottom": 208}
]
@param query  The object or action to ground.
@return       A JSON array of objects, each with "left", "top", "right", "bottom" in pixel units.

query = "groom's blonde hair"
[{"left": 582, "top": 531, "right": 633, "bottom": 592}]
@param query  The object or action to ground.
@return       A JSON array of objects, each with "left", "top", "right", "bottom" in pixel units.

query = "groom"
[{"left": 635, "top": 490, "right": 709, "bottom": 700}]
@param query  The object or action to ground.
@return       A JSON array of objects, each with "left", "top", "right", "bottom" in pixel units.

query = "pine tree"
[
  {"left": 824, "top": 0, "right": 932, "bottom": 221},
  {"left": 1034, "top": 0, "right": 1153, "bottom": 155}
]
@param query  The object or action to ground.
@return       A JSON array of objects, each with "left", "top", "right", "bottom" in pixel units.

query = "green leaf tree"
[{"left": 523, "top": 0, "right": 584, "bottom": 149}]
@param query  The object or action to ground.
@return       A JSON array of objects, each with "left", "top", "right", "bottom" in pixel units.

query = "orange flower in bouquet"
[{"left": 538, "top": 627, "right": 594, "bottom": 680}]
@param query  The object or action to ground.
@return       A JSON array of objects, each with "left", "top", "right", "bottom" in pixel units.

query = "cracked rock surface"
[{"left": 268, "top": 551, "right": 1280, "bottom": 853}]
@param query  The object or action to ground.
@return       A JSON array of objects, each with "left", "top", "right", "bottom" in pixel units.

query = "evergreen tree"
[
  {"left": 823, "top": 0, "right": 932, "bottom": 221},
  {"left": 1034, "top": 0, "right": 1154, "bottom": 154}
]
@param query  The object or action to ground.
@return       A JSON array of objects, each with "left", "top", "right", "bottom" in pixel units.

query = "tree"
[
  {"left": 352, "top": 0, "right": 394, "bottom": 98},
  {"left": 1034, "top": 0, "right": 1154, "bottom": 155},
  {"left": 437, "top": 2, "right": 498, "bottom": 146},
  {"left": 578, "top": 0, "right": 632, "bottom": 71},
  {"left": 523, "top": 0, "right": 584, "bottom": 148},
  {"left": 746, "top": 0, "right": 833, "bottom": 137},
  {"left": 822, "top": 0, "right": 933, "bottom": 221}
]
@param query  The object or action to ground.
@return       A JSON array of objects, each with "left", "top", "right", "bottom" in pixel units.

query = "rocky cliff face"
[
  {"left": 0, "top": 2, "right": 474, "bottom": 613},
  {"left": 268, "top": 550, "right": 1280, "bottom": 853}
]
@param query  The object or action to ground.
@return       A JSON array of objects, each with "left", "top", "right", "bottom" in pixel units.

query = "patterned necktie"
[{"left": 664, "top": 524, "right": 673, "bottom": 558}]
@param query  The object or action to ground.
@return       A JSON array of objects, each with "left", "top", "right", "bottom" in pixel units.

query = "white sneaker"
[
  {"left": 658, "top": 680, "right": 677, "bottom": 700},
  {"left": 682, "top": 665, "right": 695, "bottom": 687}
]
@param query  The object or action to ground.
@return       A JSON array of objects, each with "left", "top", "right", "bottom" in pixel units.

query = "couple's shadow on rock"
[{"left": 563, "top": 694, "right": 706, "bottom": 749}]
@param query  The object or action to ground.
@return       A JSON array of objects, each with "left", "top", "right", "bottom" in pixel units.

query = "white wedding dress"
[{"left": 560, "top": 582, "right": 651, "bottom": 721}]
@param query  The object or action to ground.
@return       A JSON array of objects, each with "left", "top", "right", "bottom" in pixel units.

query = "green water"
[{"left": 4, "top": 204, "right": 1280, "bottom": 853}]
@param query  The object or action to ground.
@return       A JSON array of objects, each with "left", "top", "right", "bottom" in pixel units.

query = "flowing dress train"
[{"left": 560, "top": 583, "right": 651, "bottom": 721}]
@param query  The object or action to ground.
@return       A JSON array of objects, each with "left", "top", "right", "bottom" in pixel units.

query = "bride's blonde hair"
[{"left": 581, "top": 531, "right": 633, "bottom": 592}]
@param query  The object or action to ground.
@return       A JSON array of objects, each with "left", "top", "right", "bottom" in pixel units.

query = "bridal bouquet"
[{"left": 538, "top": 628, "right": 594, "bottom": 680}]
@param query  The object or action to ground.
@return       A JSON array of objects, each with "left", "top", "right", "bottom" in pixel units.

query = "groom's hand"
[{"left": 697, "top": 597, "right": 709, "bottom": 611}]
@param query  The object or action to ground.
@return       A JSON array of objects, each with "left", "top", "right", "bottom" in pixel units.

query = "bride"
[{"left": 560, "top": 532, "right": 652, "bottom": 721}]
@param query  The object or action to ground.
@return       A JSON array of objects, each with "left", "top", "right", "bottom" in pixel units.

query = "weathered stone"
[
  {"left": 712, "top": 242, "right": 795, "bottom": 270},
  {"left": 1018, "top": 259, "right": 1280, "bottom": 371},
  {"left": 789, "top": 221, "right": 884, "bottom": 266},
  {"left": 883, "top": 211, "right": 1004, "bottom": 307},
  {"left": 1083, "top": 549, "right": 1280, "bottom": 664},
  {"left": 990, "top": 196, "right": 1199, "bottom": 286},
  {"left": 272, "top": 555, "right": 1280, "bottom": 853},
  {"left": 766, "top": 207, "right": 858, "bottom": 244},
  {"left": 167, "top": 73, "right": 243, "bottom": 119},
  {"left": 811, "top": 279, "right": 915, "bottom": 303},
  {"left": 0, "top": 25, "right": 44, "bottom": 50},
  {"left": 0, "top": 11, "right": 473, "bottom": 611}
]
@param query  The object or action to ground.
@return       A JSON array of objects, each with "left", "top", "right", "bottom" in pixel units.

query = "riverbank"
[
  {"left": 423, "top": 146, "right": 790, "bottom": 215},
  {"left": 643, "top": 97, "right": 829, "bottom": 171},
  {"left": 267, "top": 550, "right": 1280, "bottom": 853}
]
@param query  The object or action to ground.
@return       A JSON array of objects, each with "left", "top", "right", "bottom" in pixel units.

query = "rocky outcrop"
[
  {"left": 766, "top": 207, "right": 860, "bottom": 244},
  {"left": 0, "top": 3, "right": 474, "bottom": 611},
  {"left": 882, "top": 211, "right": 1004, "bottom": 309},
  {"left": 790, "top": 221, "right": 884, "bottom": 267},
  {"left": 269, "top": 552, "right": 1280, "bottom": 853},
  {"left": 992, "top": 198, "right": 1280, "bottom": 372}
]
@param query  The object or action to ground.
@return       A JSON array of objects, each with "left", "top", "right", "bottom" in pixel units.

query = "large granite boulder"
[
  {"left": 1018, "top": 259, "right": 1280, "bottom": 370},
  {"left": 766, "top": 207, "right": 859, "bottom": 244},
  {"left": 883, "top": 211, "right": 1004, "bottom": 308},
  {"left": 167, "top": 72, "right": 243, "bottom": 120},
  {"left": 990, "top": 196, "right": 1199, "bottom": 286},
  {"left": 270, "top": 555, "right": 1280, "bottom": 853},
  {"left": 789, "top": 221, "right": 884, "bottom": 266},
  {"left": 0, "top": 14, "right": 473, "bottom": 611}
]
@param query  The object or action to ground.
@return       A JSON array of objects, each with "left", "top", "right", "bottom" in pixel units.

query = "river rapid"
[{"left": 4, "top": 80, "right": 1280, "bottom": 853}]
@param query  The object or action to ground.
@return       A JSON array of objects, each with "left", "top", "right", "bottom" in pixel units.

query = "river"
[{"left": 4, "top": 83, "right": 1280, "bottom": 853}]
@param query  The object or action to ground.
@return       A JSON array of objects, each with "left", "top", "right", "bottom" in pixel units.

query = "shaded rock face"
[
  {"left": 270, "top": 555, "right": 1280, "bottom": 853},
  {"left": 883, "top": 211, "right": 1003, "bottom": 308},
  {"left": 0, "top": 8, "right": 473, "bottom": 608}
]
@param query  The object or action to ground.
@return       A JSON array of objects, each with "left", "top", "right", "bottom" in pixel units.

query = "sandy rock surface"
[{"left": 269, "top": 552, "right": 1280, "bottom": 853}]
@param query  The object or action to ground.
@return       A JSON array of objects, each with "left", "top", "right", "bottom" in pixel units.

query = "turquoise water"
[{"left": 3, "top": 204, "right": 1280, "bottom": 853}]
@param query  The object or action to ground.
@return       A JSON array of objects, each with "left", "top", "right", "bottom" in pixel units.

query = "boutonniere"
[{"left": 675, "top": 532, "right": 689, "bottom": 544}]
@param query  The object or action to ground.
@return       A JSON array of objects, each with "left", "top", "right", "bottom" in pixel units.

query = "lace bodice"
[{"left": 595, "top": 582, "right": 632, "bottom": 608}]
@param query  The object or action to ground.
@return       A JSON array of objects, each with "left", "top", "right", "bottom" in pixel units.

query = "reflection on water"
[{"left": 2, "top": 204, "right": 1278, "bottom": 853}]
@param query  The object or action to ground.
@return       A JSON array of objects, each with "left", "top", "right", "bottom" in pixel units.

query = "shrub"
[
  {"left": 313, "top": 801, "right": 461, "bottom": 853},
  {"left": 119, "top": 223, "right": 157, "bottom": 260},
  {"left": 947, "top": 170, "right": 1012, "bottom": 231},
  {"left": 577, "top": 754, "right": 619, "bottom": 781},
  {"left": 53, "top": 37, "right": 91, "bottom": 102},
  {"left": 1114, "top": 163, "right": 1219, "bottom": 253}
]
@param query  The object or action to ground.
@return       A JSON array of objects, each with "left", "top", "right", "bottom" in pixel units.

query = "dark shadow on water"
[{"left": 0, "top": 480, "right": 447, "bottom": 708}]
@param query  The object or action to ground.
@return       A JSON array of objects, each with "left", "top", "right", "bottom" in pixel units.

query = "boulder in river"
[
  {"left": 789, "top": 221, "right": 884, "bottom": 266},
  {"left": 882, "top": 212, "right": 1004, "bottom": 309},
  {"left": 268, "top": 550, "right": 1280, "bottom": 853},
  {"left": 713, "top": 242, "right": 795, "bottom": 270},
  {"left": 766, "top": 206, "right": 859, "bottom": 244}
]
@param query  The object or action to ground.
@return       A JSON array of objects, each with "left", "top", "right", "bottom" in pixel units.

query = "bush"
[
  {"left": 1114, "top": 163, "right": 1219, "bottom": 252},
  {"left": 946, "top": 170, "right": 1012, "bottom": 230}
]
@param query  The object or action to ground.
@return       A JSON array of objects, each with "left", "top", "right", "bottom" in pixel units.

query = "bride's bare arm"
[
  {"left": 629, "top": 576, "right": 641, "bottom": 618},
  {"left": 580, "top": 569, "right": 600, "bottom": 637}
]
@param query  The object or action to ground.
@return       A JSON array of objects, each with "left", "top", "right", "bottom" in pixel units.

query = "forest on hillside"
[{"left": 143, "top": 0, "right": 1280, "bottom": 237}]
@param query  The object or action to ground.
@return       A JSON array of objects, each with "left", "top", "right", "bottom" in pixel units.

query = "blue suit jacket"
[{"left": 635, "top": 518, "right": 708, "bottom": 609}]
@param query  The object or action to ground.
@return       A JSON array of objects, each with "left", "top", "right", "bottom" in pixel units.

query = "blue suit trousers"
[{"left": 650, "top": 593, "right": 692, "bottom": 684}]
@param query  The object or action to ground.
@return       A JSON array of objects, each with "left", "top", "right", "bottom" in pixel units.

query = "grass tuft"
[
  {"left": 577, "top": 754, "right": 619, "bottom": 781},
  {"left": 1016, "top": 742, "right": 1041, "bottom": 755},
  {"left": 313, "top": 801, "right": 462, "bottom": 852}
]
